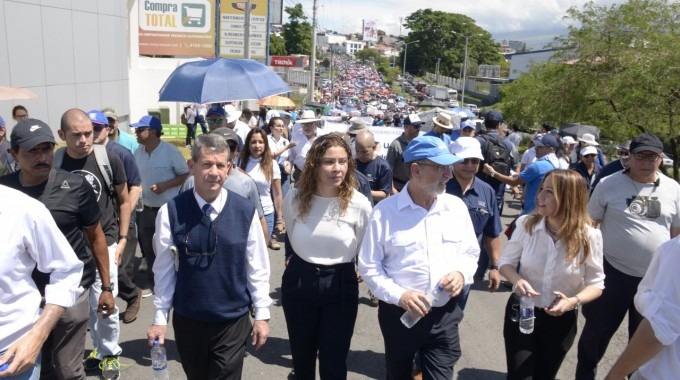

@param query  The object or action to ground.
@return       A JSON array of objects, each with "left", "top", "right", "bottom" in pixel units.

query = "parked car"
[{"left": 662, "top": 153, "right": 674, "bottom": 168}]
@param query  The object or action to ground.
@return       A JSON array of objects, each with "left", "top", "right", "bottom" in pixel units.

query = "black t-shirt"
[
  {"left": 0, "top": 170, "right": 101, "bottom": 289},
  {"left": 59, "top": 150, "right": 127, "bottom": 245}
]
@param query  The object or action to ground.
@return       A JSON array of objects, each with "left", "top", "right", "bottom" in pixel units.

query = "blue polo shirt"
[{"left": 446, "top": 177, "right": 502, "bottom": 240}]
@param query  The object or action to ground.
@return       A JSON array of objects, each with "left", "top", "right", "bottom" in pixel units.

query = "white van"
[{"left": 447, "top": 88, "right": 458, "bottom": 98}]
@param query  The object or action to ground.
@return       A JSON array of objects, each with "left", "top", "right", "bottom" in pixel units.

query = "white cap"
[
  {"left": 580, "top": 146, "right": 598, "bottom": 156},
  {"left": 223, "top": 104, "right": 241, "bottom": 123},
  {"left": 449, "top": 137, "right": 484, "bottom": 160},
  {"left": 561, "top": 136, "right": 576, "bottom": 145}
]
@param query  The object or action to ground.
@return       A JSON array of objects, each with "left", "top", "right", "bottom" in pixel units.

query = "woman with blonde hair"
[
  {"left": 281, "top": 133, "right": 372, "bottom": 380},
  {"left": 239, "top": 128, "right": 284, "bottom": 249},
  {"left": 499, "top": 169, "right": 605, "bottom": 379}
]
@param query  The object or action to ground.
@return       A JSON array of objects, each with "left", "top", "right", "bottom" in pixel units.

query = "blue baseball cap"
[
  {"left": 87, "top": 110, "right": 109, "bottom": 127},
  {"left": 207, "top": 105, "right": 226, "bottom": 117},
  {"left": 403, "top": 136, "right": 462, "bottom": 165},
  {"left": 461, "top": 120, "right": 475, "bottom": 129},
  {"left": 131, "top": 115, "right": 162, "bottom": 131},
  {"left": 534, "top": 134, "right": 559, "bottom": 149}
]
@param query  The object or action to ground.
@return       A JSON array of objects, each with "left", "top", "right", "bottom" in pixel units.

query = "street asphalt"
[{"left": 85, "top": 193, "right": 629, "bottom": 379}]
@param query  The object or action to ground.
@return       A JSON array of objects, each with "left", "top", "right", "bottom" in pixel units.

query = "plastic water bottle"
[
  {"left": 519, "top": 296, "right": 535, "bottom": 334},
  {"left": 400, "top": 283, "right": 444, "bottom": 328},
  {"left": 151, "top": 339, "right": 169, "bottom": 380},
  {"left": 135, "top": 195, "right": 144, "bottom": 212}
]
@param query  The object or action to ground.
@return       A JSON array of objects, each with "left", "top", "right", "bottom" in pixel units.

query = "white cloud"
[{"left": 290, "top": 0, "right": 620, "bottom": 37}]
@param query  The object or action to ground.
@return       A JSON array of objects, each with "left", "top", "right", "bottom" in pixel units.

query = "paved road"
[{"left": 86, "top": 194, "right": 629, "bottom": 379}]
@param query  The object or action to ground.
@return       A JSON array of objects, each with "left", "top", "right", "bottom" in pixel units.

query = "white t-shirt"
[
  {"left": 268, "top": 134, "right": 290, "bottom": 166},
  {"left": 233, "top": 120, "right": 251, "bottom": 143},
  {"left": 521, "top": 147, "right": 537, "bottom": 166},
  {"left": 244, "top": 157, "right": 281, "bottom": 215}
]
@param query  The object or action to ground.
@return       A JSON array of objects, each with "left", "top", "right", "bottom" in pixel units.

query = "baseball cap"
[
  {"left": 102, "top": 108, "right": 118, "bottom": 121},
  {"left": 630, "top": 133, "right": 663, "bottom": 154},
  {"left": 87, "top": 110, "right": 109, "bottom": 127},
  {"left": 461, "top": 120, "right": 476, "bottom": 130},
  {"left": 130, "top": 115, "right": 162, "bottom": 131},
  {"left": 0, "top": 115, "right": 5, "bottom": 127},
  {"left": 449, "top": 137, "right": 484, "bottom": 160},
  {"left": 403, "top": 136, "right": 462, "bottom": 165},
  {"left": 617, "top": 140, "right": 631, "bottom": 151},
  {"left": 533, "top": 134, "right": 559, "bottom": 149},
  {"left": 10, "top": 118, "right": 56, "bottom": 151},
  {"left": 211, "top": 127, "right": 242, "bottom": 150},
  {"left": 207, "top": 105, "right": 226, "bottom": 118},
  {"left": 404, "top": 114, "right": 424, "bottom": 126},
  {"left": 580, "top": 146, "right": 598, "bottom": 156},
  {"left": 485, "top": 110, "right": 503, "bottom": 122},
  {"left": 561, "top": 136, "right": 576, "bottom": 145}
]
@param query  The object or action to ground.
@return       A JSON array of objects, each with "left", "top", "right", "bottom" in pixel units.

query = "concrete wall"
[{"left": 0, "top": 0, "right": 129, "bottom": 134}]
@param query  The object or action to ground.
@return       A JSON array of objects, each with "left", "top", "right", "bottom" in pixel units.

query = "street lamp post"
[
  {"left": 452, "top": 31, "right": 482, "bottom": 108},
  {"left": 402, "top": 40, "right": 420, "bottom": 78}
]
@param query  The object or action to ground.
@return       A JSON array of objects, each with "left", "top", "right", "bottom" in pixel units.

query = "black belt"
[{"left": 290, "top": 253, "right": 354, "bottom": 275}]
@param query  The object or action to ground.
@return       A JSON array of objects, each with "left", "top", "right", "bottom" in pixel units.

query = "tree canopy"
[
  {"left": 499, "top": 0, "right": 680, "bottom": 177},
  {"left": 269, "top": 34, "right": 286, "bottom": 55},
  {"left": 282, "top": 4, "right": 312, "bottom": 55},
  {"left": 401, "top": 9, "right": 501, "bottom": 77}
]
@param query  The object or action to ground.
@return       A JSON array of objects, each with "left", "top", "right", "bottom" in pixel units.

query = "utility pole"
[
  {"left": 329, "top": 45, "right": 334, "bottom": 107},
  {"left": 308, "top": 0, "right": 318, "bottom": 103},
  {"left": 436, "top": 58, "right": 441, "bottom": 84},
  {"left": 244, "top": 0, "right": 251, "bottom": 59}
]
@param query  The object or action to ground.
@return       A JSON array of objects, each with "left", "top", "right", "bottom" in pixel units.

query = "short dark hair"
[
  {"left": 12, "top": 105, "right": 27, "bottom": 118},
  {"left": 191, "top": 133, "right": 230, "bottom": 163}
]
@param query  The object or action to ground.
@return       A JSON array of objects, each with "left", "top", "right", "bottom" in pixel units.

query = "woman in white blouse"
[
  {"left": 239, "top": 128, "right": 284, "bottom": 249},
  {"left": 281, "top": 133, "right": 372, "bottom": 380},
  {"left": 499, "top": 169, "right": 605, "bottom": 379},
  {"left": 267, "top": 117, "right": 296, "bottom": 199}
]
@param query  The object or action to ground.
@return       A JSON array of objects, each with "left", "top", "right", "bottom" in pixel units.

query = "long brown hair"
[
  {"left": 239, "top": 128, "right": 274, "bottom": 182},
  {"left": 295, "top": 133, "right": 356, "bottom": 218},
  {"left": 524, "top": 169, "right": 593, "bottom": 264}
]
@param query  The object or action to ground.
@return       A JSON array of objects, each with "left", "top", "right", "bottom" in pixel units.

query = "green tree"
[
  {"left": 401, "top": 9, "right": 499, "bottom": 77},
  {"left": 269, "top": 34, "right": 287, "bottom": 55},
  {"left": 282, "top": 4, "right": 312, "bottom": 55},
  {"left": 499, "top": 0, "right": 680, "bottom": 178}
]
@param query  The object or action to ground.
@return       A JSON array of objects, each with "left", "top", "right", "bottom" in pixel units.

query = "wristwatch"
[
  {"left": 101, "top": 284, "right": 114, "bottom": 292},
  {"left": 488, "top": 265, "right": 499, "bottom": 271}
]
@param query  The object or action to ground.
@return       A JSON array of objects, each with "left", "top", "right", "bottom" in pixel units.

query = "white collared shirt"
[
  {"left": 152, "top": 188, "right": 272, "bottom": 324},
  {"left": 0, "top": 185, "right": 84, "bottom": 351},
  {"left": 358, "top": 182, "right": 480, "bottom": 307},
  {"left": 288, "top": 129, "right": 327, "bottom": 170},
  {"left": 499, "top": 215, "right": 605, "bottom": 308}
]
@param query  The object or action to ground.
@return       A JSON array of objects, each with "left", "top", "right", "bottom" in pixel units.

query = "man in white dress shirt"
[
  {"left": 147, "top": 133, "right": 271, "bottom": 380},
  {"left": 359, "top": 135, "right": 480, "bottom": 380},
  {"left": 288, "top": 110, "right": 324, "bottom": 184}
]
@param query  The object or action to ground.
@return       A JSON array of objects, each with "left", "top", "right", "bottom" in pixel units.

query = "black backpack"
[{"left": 479, "top": 133, "right": 512, "bottom": 183}]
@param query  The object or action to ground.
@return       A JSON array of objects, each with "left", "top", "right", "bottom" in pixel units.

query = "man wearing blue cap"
[
  {"left": 131, "top": 115, "right": 189, "bottom": 291},
  {"left": 359, "top": 136, "right": 480, "bottom": 379}
]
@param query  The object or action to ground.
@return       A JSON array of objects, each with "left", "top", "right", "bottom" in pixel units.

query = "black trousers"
[
  {"left": 378, "top": 298, "right": 462, "bottom": 380},
  {"left": 173, "top": 311, "right": 251, "bottom": 380},
  {"left": 503, "top": 295, "right": 577, "bottom": 380},
  {"left": 138, "top": 206, "right": 159, "bottom": 286},
  {"left": 185, "top": 123, "right": 197, "bottom": 146},
  {"left": 281, "top": 254, "right": 358, "bottom": 380},
  {"left": 575, "top": 259, "right": 643, "bottom": 380}
]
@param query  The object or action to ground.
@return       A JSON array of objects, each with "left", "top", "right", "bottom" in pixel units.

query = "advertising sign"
[
  {"left": 138, "top": 0, "right": 216, "bottom": 56},
  {"left": 363, "top": 19, "right": 378, "bottom": 42},
  {"left": 269, "top": 55, "right": 309, "bottom": 67},
  {"left": 219, "top": 0, "right": 269, "bottom": 59}
]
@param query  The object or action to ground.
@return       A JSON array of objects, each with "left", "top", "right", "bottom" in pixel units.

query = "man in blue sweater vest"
[{"left": 147, "top": 133, "right": 272, "bottom": 379}]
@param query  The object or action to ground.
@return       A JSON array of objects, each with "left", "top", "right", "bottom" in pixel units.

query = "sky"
[{"left": 288, "top": 0, "right": 620, "bottom": 47}]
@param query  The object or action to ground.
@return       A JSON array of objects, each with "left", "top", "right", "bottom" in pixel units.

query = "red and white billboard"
[{"left": 269, "top": 55, "right": 308, "bottom": 67}]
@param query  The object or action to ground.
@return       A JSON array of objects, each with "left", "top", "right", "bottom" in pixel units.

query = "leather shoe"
[{"left": 122, "top": 288, "right": 142, "bottom": 324}]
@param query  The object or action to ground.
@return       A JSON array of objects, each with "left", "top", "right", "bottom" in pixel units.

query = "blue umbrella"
[
  {"left": 158, "top": 58, "right": 291, "bottom": 103},
  {"left": 449, "top": 107, "right": 476, "bottom": 118}
]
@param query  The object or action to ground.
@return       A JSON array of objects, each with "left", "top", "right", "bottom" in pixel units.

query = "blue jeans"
[
  {"left": 264, "top": 212, "right": 274, "bottom": 239},
  {"left": 0, "top": 351, "right": 41, "bottom": 380}
]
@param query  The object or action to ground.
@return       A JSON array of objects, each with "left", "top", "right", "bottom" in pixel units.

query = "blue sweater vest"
[{"left": 167, "top": 190, "right": 256, "bottom": 322}]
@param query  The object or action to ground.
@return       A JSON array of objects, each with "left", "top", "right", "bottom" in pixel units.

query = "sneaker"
[
  {"left": 122, "top": 289, "right": 143, "bottom": 324},
  {"left": 268, "top": 239, "right": 281, "bottom": 250},
  {"left": 83, "top": 349, "right": 100, "bottom": 371},
  {"left": 99, "top": 356, "right": 120, "bottom": 380}
]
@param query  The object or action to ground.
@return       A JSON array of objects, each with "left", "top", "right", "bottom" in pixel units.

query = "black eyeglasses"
[
  {"left": 633, "top": 153, "right": 661, "bottom": 162},
  {"left": 182, "top": 222, "right": 217, "bottom": 257},
  {"left": 206, "top": 119, "right": 223, "bottom": 124},
  {"left": 461, "top": 158, "right": 481, "bottom": 165},
  {"left": 134, "top": 127, "right": 150, "bottom": 133}
]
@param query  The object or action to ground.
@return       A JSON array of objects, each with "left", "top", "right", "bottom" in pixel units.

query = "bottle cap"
[{"left": 153, "top": 339, "right": 159, "bottom": 346}]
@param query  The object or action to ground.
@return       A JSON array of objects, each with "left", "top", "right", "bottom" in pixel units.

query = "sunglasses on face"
[
  {"left": 461, "top": 158, "right": 481, "bottom": 165},
  {"left": 206, "top": 119, "right": 223, "bottom": 124},
  {"left": 134, "top": 127, "right": 150, "bottom": 133}
]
